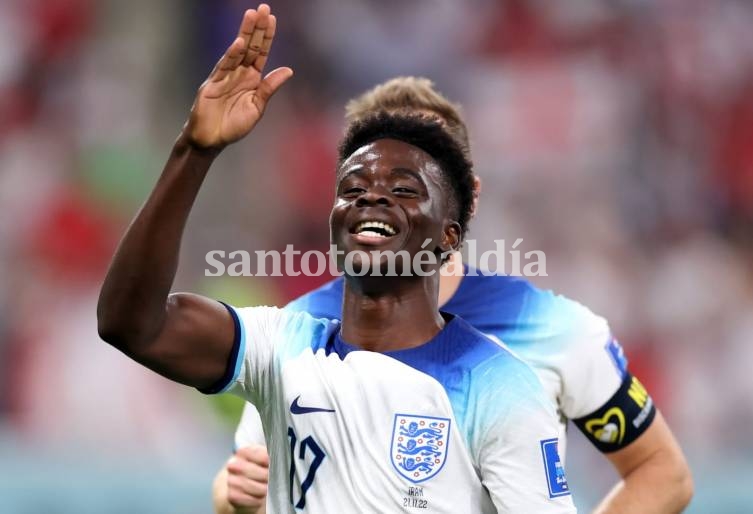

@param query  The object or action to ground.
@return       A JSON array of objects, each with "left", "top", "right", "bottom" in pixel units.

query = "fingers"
[
  {"left": 211, "top": 4, "right": 273, "bottom": 82},
  {"left": 227, "top": 446, "right": 270, "bottom": 483},
  {"left": 227, "top": 468, "right": 268, "bottom": 498},
  {"left": 227, "top": 474, "right": 266, "bottom": 509},
  {"left": 253, "top": 66, "right": 294, "bottom": 108},
  {"left": 227, "top": 459, "right": 269, "bottom": 483},
  {"left": 236, "top": 8, "right": 259, "bottom": 47},
  {"left": 211, "top": 37, "right": 247, "bottom": 83},
  {"left": 249, "top": 14, "right": 276, "bottom": 72},
  {"left": 235, "top": 444, "right": 270, "bottom": 468},
  {"left": 225, "top": 449, "right": 269, "bottom": 509},
  {"left": 242, "top": 5, "right": 273, "bottom": 69}
]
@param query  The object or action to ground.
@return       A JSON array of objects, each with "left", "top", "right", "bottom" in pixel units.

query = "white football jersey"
[
  {"left": 235, "top": 272, "right": 628, "bottom": 459},
  {"left": 219, "top": 305, "right": 576, "bottom": 513}
]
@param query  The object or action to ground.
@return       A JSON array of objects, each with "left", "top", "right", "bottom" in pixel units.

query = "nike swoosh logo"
[{"left": 290, "top": 395, "right": 336, "bottom": 415}]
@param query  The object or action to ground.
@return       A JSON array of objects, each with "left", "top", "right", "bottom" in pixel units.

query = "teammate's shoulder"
[
  {"left": 463, "top": 267, "right": 535, "bottom": 294},
  {"left": 284, "top": 277, "right": 344, "bottom": 320},
  {"left": 457, "top": 268, "right": 562, "bottom": 312},
  {"left": 478, "top": 270, "right": 606, "bottom": 325},
  {"left": 449, "top": 315, "right": 533, "bottom": 372},
  {"left": 452, "top": 316, "right": 551, "bottom": 414},
  {"left": 467, "top": 268, "right": 567, "bottom": 304}
]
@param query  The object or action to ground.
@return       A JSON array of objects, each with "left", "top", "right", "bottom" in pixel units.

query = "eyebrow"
[
  {"left": 339, "top": 164, "right": 364, "bottom": 181},
  {"left": 338, "top": 165, "right": 427, "bottom": 186},
  {"left": 390, "top": 167, "right": 424, "bottom": 184}
]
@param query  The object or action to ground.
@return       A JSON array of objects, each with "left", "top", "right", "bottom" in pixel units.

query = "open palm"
[{"left": 184, "top": 4, "right": 293, "bottom": 150}]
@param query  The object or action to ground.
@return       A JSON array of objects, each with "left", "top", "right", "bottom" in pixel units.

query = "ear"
[{"left": 440, "top": 221, "right": 462, "bottom": 254}]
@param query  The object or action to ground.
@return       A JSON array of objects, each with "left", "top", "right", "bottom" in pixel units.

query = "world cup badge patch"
[
  {"left": 390, "top": 414, "right": 451, "bottom": 483},
  {"left": 540, "top": 438, "right": 570, "bottom": 498}
]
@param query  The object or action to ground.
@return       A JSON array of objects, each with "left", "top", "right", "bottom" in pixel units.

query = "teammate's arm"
[
  {"left": 213, "top": 446, "right": 269, "bottom": 514},
  {"left": 96, "top": 5, "right": 292, "bottom": 388},
  {"left": 213, "top": 403, "right": 270, "bottom": 514},
  {"left": 573, "top": 372, "right": 693, "bottom": 513},
  {"left": 562, "top": 324, "right": 693, "bottom": 513},
  {"left": 593, "top": 411, "right": 693, "bottom": 514}
]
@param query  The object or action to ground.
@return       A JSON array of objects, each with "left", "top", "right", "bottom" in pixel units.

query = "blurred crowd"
[{"left": 0, "top": 0, "right": 751, "bottom": 512}]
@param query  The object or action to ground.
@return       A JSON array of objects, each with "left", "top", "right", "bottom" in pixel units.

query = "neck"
[
  {"left": 340, "top": 274, "right": 445, "bottom": 352},
  {"left": 438, "top": 251, "right": 465, "bottom": 307}
]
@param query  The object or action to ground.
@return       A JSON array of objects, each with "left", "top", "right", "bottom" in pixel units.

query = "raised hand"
[{"left": 183, "top": 4, "right": 293, "bottom": 151}]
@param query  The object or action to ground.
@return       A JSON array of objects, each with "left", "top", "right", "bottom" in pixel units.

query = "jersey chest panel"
[{"left": 263, "top": 349, "right": 494, "bottom": 513}]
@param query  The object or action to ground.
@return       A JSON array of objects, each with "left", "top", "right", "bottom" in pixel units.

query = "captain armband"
[{"left": 572, "top": 373, "right": 657, "bottom": 453}]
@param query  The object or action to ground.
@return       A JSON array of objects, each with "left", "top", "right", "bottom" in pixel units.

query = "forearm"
[
  {"left": 594, "top": 410, "right": 693, "bottom": 514},
  {"left": 97, "top": 136, "right": 218, "bottom": 346},
  {"left": 594, "top": 450, "right": 693, "bottom": 514}
]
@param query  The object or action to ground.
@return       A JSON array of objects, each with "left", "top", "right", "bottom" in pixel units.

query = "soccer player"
[
  {"left": 213, "top": 78, "right": 694, "bottom": 514},
  {"left": 97, "top": 5, "right": 576, "bottom": 513}
]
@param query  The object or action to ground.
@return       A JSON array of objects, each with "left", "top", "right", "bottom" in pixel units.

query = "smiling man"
[
  {"left": 97, "top": 5, "right": 575, "bottom": 513},
  {"left": 217, "top": 77, "right": 693, "bottom": 514}
]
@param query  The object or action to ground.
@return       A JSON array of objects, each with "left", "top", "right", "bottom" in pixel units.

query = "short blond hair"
[{"left": 345, "top": 77, "right": 470, "bottom": 153}]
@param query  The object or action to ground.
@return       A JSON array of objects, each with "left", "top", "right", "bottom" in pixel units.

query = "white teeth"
[
  {"left": 355, "top": 221, "right": 397, "bottom": 236},
  {"left": 359, "top": 230, "right": 387, "bottom": 238}
]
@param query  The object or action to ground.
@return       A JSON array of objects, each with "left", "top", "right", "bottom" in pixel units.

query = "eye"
[
  {"left": 341, "top": 187, "right": 365, "bottom": 198},
  {"left": 392, "top": 186, "right": 418, "bottom": 197}
]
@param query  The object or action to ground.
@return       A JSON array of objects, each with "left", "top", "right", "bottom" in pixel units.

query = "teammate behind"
[
  {"left": 97, "top": 5, "right": 575, "bottom": 513},
  {"left": 213, "top": 77, "right": 693, "bottom": 514}
]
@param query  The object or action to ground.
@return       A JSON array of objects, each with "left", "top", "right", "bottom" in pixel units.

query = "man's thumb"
[{"left": 257, "top": 67, "right": 294, "bottom": 104}]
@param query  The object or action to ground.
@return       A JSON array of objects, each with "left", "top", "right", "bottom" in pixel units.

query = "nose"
[{"left": 355, "top": 187, "right": 392, "bottom": 208}]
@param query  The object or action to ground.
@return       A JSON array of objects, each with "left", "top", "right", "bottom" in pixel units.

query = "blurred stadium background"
[{"left": 1, "top": 0, "right": 752, "bottom": 512}]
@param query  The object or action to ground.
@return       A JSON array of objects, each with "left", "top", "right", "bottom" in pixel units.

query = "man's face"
[{"left": 330, "top": 138, "right": 459, "bottom": 277}]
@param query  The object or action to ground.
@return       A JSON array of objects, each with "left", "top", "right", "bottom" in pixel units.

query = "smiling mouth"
[{"left": 352, "top": 220, "right": 398, "bottom": 238}]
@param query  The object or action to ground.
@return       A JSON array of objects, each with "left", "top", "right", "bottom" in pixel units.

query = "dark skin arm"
[{"left": 96, "top": 4, "right": 293, "bottom": 388}]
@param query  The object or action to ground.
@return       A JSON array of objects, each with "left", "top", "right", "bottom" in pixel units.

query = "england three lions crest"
[{"left": 390, "top": 414, "right": 451, "bottom": 483}]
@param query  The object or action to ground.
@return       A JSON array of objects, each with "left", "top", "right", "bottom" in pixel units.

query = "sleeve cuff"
[{"left": 198, "top": 302, "right": 246, "bottom": 395}]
